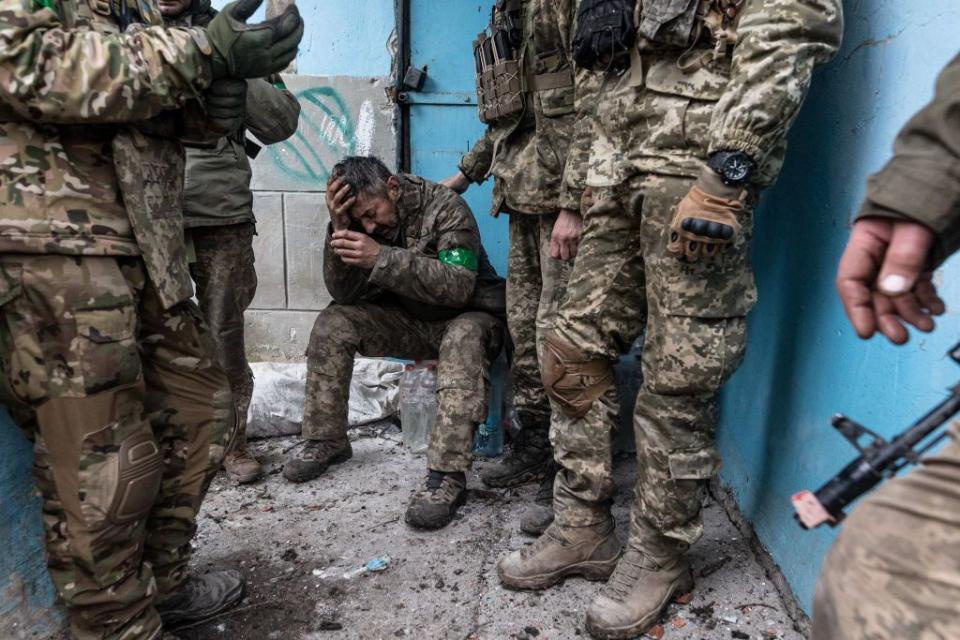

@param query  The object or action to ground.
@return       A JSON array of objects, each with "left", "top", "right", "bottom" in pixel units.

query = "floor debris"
[{"left": 180, "top": 433, "right": 805, "bottom": 639}]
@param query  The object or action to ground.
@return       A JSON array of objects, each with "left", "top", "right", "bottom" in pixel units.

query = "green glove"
[
  {"left": 205, "top": 79, "right": 247, "bottom": 135},
  {"left": 206, "top": 0, "right": 304, "bottom": 80}
]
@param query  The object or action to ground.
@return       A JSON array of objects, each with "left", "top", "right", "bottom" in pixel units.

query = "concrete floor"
[{"left": 181, "top": 426, "right": 804, "bottom": 640}]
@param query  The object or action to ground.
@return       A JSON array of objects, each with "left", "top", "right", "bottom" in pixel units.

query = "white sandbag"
[{"left": 245, "top": 358, "right": 405, "bottom": 439}]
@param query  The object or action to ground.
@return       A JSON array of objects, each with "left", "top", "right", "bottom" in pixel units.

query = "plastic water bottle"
[
  {"left": 413, "top": 364, "right": 438, "bottom": 455},
  {"left": 400, "top": 364, "right": 423, "bottom": 451},
  {"left": 474, "top": 353, "right": 506, "bottom": 457}
]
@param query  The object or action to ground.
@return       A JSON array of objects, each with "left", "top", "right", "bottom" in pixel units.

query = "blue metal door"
[{"left": 405, "top": 0, "right": 505, "bottom": 274}]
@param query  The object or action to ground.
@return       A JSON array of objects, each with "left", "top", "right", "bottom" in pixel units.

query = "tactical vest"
[
  {"left": 473, "top": 0, "right": 576, "bottom": 124},
  {"left": 636, "top": 0, "right": 746, "bottom": 71}
]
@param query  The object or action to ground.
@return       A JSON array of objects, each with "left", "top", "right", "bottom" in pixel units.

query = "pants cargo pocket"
[{"left": 74, "top": 306, "right": 140, "bottom": 395}]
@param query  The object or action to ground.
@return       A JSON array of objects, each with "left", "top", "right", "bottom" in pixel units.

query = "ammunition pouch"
[
  {"left": 573, "top": 0, "right": 637, "bottom": 72},
  {"left": 636, "top": 0, "right": 747, "bottom": 72},
  {"left": 542, "top": 331, "right": 614, "bottom": 419},
  {"left": 473, "top": 0, "right": 525, "bottom": 124}
]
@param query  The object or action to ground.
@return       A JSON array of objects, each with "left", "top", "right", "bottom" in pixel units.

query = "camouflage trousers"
[
  {"left": 549, "top": 173, "right": 754, "bottom": 558},
  {"left": 812, "top": 425, "right": 960, "bottom": 639},
  {"left": 303, "top": 303, "right": 505, "bottom": 472},
  {"left": 0, "top": 255, "right": 237, "bottom": 640},
  {"left": 188, "top": 222, "right": 257, "bottom": 448},
  {"left": 507, "top": 211, "right": 573, "bottom": 439}
]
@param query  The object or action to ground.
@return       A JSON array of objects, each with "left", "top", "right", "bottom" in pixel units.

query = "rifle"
[{"left": 792, "top": 341, "right": 960, "bottom": 530}]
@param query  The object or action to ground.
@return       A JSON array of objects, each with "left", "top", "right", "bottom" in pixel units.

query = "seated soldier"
[{"left": 283, "top": 155, "right": 507, "bottom": 529}]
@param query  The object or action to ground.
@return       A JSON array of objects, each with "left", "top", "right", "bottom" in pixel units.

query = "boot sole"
[
  {"left": 404, "top": 489, "right": 467, "bottom": 530},
  {"left": 481, "top": 460, "right": 550, "bottom": 489},
  {"left": 584, "top": 572, "right": 695, "bottom": 640},
  {"left": 499, "top": 555, "right": 619, "bottom": 591},
  {"left": 282, "top": 448, "right": 352, "bottom": 483}
]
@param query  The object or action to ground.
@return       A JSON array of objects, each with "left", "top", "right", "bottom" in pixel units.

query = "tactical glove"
[
  {"left": 667, "top": 177, "right": 746, "bottom": 262},
  {"left": 206, "top": 0, "right": 304, "bottom": 80},
  {"left": 205, "top": 79, "right": 247, "bottom": 135}
]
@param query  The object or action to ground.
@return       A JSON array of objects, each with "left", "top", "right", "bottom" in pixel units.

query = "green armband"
[
  {"left": 33, "top": 0, "right": 55, "bottom": 11},
  {"left": 438, "top": 247, "right": 478, "bottom": 271}
]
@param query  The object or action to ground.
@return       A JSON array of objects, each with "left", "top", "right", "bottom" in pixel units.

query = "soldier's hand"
[
  {"left": 551, "top": 208, "right": 583, "bottom": 261},
  {"left": 205, "top": 79, "right": 247, "bottom": 135},
  {"left": 668, "top": 174, "right": 745, "bottom": 262},
  {"left": 326, "top": 177, "right": 356, "bottom": 232},
  {"left": 206, "top": 0, "right": 304, "bottom": 80},
  {"left": 836, "top": 217, "right": 944, "bottom": 345},
  {"left": 331, "top": 230, "right": 381, "bottom": 269},
  {"left": 440, "top": 171, "right": 471, "bottom": 195}
]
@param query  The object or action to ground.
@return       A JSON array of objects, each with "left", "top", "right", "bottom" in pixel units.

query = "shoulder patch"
[{"left": 438, "top": 247, "right": 478, "bottom": 271}]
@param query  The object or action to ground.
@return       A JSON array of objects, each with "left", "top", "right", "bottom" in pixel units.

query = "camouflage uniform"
[
  {"left": 813, "top": 54, "right": 960, "bottom": 640},
  {"left": 549, "top": 0, "right": 842, "bottom": 562},
  {"left": 171, "top": 6, "right": 300, "bottom": 438},
  {"left": 459, "top": 0, "right": 579, "bottom": 446},
  {"left": 0, "top": 0, "right": 238, "bottom": 638},
  {"left": 303, "top": 175, "right": 507, "bottom": 473}
]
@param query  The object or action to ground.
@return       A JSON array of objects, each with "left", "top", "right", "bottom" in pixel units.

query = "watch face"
[{"left": 723, "top": 155, "right": 752, "bottom": 183}]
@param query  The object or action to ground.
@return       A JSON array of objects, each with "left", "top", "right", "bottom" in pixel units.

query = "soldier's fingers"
[
  {"left": 550, "top": 236, "right": 562, "bottom": 260},
  {"left": 874, "top": 294, "right": 909, "bottom": 345},
  {"left": 836, "top": 276, "right": 876, "bottom": 339},
  {"left": 915, "top": 276, "right": 946, "bottom": 315},
  {"left": 889, "top": 291, "right": 935, "bottom": 333},
  {"left": 876, "top": 221, "right": 935, "bottom": 296}
]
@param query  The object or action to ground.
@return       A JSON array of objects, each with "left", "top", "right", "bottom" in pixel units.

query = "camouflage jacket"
[
  {"left": 857, "top": 54, "right": 960, "bottom": 266},
  {"left": 170, "top": 7, "right": 301, "bottom": 228},
  {"left": 324, "top": 174, "right": 506, "bottom": 322},
  {"left": 0, "top": 0, "right": 215, "bottom": 306},
  {"left": 458, "top": 0, "right": 580, "bottom": 215},
  {"left": 566, "top": 0, "right": 843, "bottom": 191}
]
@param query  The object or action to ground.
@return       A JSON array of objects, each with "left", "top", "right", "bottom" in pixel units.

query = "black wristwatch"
[{"left": 708, "top": 150, "right": 756, "bottom": 186}]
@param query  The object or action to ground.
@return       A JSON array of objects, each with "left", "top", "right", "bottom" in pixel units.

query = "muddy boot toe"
[
  {"left": 156, "top": 570, "right": 245, "bottom": 628},
  {"left": 282, "top": 440, "right": 352, "bottom": 483},
  {"left": 405, "top": 470, "right": 467, "bottom": 530}
]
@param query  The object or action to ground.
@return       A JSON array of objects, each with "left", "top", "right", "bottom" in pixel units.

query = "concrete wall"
[{"left": 716, "top": 0, "right": 960, "bottom": 612}]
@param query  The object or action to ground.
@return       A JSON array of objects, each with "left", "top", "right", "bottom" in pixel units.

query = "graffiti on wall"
[{"left": 267, "top": 86, "right": 378, "bottom": 187}]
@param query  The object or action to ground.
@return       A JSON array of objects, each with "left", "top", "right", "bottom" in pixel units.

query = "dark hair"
[{"left": 329, "top": 156, "right": 393, "bottom": 198}]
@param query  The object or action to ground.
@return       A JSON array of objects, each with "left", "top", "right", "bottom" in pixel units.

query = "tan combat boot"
[
  {"left": 223, "top": 446, "right": 263, "bottom": 484},
  {"left": 498, "top": 519, "right": 621, "bottom": 590},
  {"left": 585, "top": 548, "right": 693, "bottom": 639}
]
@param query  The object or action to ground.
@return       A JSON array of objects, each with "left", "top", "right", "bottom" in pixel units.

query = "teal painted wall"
[{"left": 717, "top": 1, "right": 960, "bottom": 612}]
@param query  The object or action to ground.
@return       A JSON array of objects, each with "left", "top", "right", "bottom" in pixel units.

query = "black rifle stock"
[{"left": 792, "top": 341, "right": 960, "bottom": 529}]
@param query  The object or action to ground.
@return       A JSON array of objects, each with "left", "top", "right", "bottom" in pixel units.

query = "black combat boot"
[
  {"left": 480, "top": 412, "right": 551, "bottom": 488},
  {"left": 156, "top": 570, "right": 245, "bottom": 628},
  {"left": 282, "top": 439, "right": 352, "bottom": 483},
  {"left": 520, "top": 461, "right": 557, "bottom": 535},
  {"left": 405, "top": 469, "right": 467, "bottom": 530}
]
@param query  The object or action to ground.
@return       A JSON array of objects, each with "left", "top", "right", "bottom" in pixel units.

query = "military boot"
[
  {"left": 585, "top": 549, "right": 693, "bottom": 639},
  {"left": 156, "top": 570, "right": 245, "bottom": 628},
  {"left": 405, "top": 470, "right": 467, "bottom": 530},
  {"left": 498, "top": 520, "right": 621, "bottom": 590},
  {"left": 480, "top": 413, "right": 551, "bottom": 488},
  {"left": 282, "top": 439, "right": 352, "bottom": 483},
  {"left": 519, "top": 461, "right": 557, "bottom": 536},
  {"left": 223, "top": 446, "right": 263, "bottom": 484}
]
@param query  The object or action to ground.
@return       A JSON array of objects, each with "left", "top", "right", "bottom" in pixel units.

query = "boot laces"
[
  {"left": 602, "top": 548, "right": 648, "bottom": 601},
  {"left": 299, "top": 439, "right": 343, "bottom": 461}
]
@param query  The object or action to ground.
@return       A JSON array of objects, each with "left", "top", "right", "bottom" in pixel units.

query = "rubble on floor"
[{"left": 182, "top": 427, "right": 804, "bottom": 640}]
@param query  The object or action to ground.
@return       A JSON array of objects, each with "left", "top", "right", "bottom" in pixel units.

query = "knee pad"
[
  {"left": 542, "top": 331, "right": 613, "bottom": 419},
  {"left": 108, "top": 429, "right": 164, "bottom": 525}
]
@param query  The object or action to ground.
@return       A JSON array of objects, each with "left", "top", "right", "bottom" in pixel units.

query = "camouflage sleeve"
[
  {"left": 458, "top": 126, "right": 496, "bottom": 184},
  {"left": 368, "top": 191, "right": 479, "bottom": 308},
  {"left": 560, "top": 69, "right": 605, "bottom": 211},
  {"left": 856, "top": 54, "right": 960, "bottom": 265},
  {"left": 708, "top": 0, "right": 842, "bottom": 163},
  {"left": 0, "top": 0, "right": 212, "bottom": 123},
  {"left": 323, "top": 226, "right": 379, "bottom": 304},
  {"left": 245, "top": 74, "right": 301, "bottom": 145}
]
